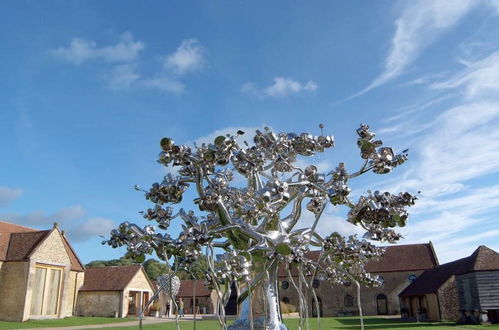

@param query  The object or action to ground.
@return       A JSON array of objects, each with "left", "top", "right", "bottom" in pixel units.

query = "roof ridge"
[
  {"left": 0, "top": 221, "right": 37, "bottom": 232},
  {"left": 86, "top": 264, "right": 141, "bottom": 269}
]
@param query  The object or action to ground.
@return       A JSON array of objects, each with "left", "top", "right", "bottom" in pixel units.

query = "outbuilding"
[
  {"left": 0, "top": 221, "right": 85, "bottom": 322},
  {"left": 399, "top": 246, "right": 499, "bottom": 323},
  {"left": 76, "top": 265, "right": 155, "bottom": 318}
]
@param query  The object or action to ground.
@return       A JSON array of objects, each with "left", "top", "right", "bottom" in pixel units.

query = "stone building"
[
  {"left": 399, "top": 245, "right": 499, "bottom": 323},
  {"left": 76, "top": 265, "right": 155, "bottom": 318},
  {"left": 277, "top": 243, "right": 439, "bottom": 317},
  {"left": 178, "top": 280, "right": 218, "bottom": 315},
  {"left": 154, "top": 279, "right": 219, "bottom": 317},
  {"left": 0, "top": 221, "right": 85, "bottom": 321}
]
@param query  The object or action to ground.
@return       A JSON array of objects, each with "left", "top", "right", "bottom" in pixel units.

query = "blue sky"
[{"left": 1, "top": 0, "right": 499, "bottom": 264}]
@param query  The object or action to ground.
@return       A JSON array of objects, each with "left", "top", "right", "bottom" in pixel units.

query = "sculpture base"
[{"left": 228, "top": 317, "right": 288, "bottom": 330}]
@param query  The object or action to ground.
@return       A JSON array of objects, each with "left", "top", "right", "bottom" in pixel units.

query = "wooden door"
[{"left": 376, "top": 294, "right": 388, "bottom": 315}]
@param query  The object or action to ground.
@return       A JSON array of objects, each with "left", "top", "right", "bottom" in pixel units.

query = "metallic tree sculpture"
[{"left": 104, "top": 124, "right": 416, "bottom": 330}]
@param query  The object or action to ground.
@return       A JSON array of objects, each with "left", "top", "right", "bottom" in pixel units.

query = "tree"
[
  {"left": 142, "top": 258, "right": 168, "bottom": 280},
  {"left": 104, "top": 125, "right": 415, "bottom": 330},
  {"left": 172, "top": 254, "right": 209, "bottom": 280},
  {"left": 85, "top": 256, "right": 136, "bottom": 268},
  {"left": 86, "top": 257, "right": 175, "bottom": 282}
]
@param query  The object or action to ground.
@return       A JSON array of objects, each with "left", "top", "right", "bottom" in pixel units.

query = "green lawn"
[
  {"left": 0, "top": 316, "right": 134, "bottom": 329},
  {"left": 102, "top": 316, "right": 499, "bottom": 330},
  {"left": 1, "top": 316, "right": 497, "bottom": 330}
]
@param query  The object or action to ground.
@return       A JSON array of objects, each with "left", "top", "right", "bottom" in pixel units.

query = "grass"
[
  {"left": 0, "top": 316, "right": 497, "bottom": 330},
  {"left": 0, "top": 316, "right": 135, "bottom": 329},
  {"left": 101, "top": 316, "right": 499, "bottom": 330}
]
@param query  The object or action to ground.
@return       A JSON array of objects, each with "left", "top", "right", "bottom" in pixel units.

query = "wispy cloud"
[
  {"left": 430, "top": 51, "right": 499, "bottom": 99},
  {"left": 142, "top": 76, "right": 185, "bottom": 94},
  {"left": 1, "top": 204, "right": 86, "bottom": 226},
  {"left": 347, "top": 0, "right": 477, "bottom": 99},
  {"left": 0, "top": 187, "right": 23, "bottom": 206},
  {"left": 107, "top": 64, "right": 141, "bottom": 90},
  {"left": 53, "top": 35, "right": 207, "bottom": 94},
  {"left": 377, "top": 45, "right": 499, "bottom": 261},
  {"left": 242, "top": 77, "right": 318, "bottom": 99},
  {"left": 52, "top": 32, "right": 144, "bottom": 65},
  {"left": 66, "top": 217, "right": 116, "bottom": 242},
  {"left": 0, "top": 204, "right": 116, "bottom": 242},
  {"left": 164, "top": 39, "right": 207, "bottom": 75}
]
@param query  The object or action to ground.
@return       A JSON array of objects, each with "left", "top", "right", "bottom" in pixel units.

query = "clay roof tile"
[
  {"left": 80, "top": 265, "right": 144, "bottom": 291},
  {"left": 399, "top": 245, "right": 499, "bottom": 297}
]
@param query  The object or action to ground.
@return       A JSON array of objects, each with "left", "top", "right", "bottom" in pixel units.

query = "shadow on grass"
[{"left": 329, "top": 317, "right": 456, "bottom": 329}]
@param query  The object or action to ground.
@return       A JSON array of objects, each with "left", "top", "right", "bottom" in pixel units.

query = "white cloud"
[
  {"left": 0, "top": 204, "right": 86, "bottom": 227},
  {"left": 294, "top": 208, "right": 365, "bottom": 239},
  {"left": 107, "top": 64, "right": 141, "bottom": 90},
  {"left": 164, "top": 39, "right": 207, "bottom": 75},
  {"left": 376, "top": 54, "right": 499, "bottom": 261},
  {"left": 349, "top": 0, "right": 477, "bottom": 98},
  {"left": 0, "top": 187, "right": 23, "bottom": 206},
  {"left": 142, "top": 76, "right": 185, "bottom": 94},
  {"left": 52, "top": 32, "right": 144, "bottom": 65},
  {"left": 242, "top": 77, "right": 318, "bottom": 99},
  {"left": 52, "top": 35, "right": 207, "bottom": 94},
  {"left": 430, "top": 51, "right": 499, "bottom": 99},
  {"left": 66, "top": 217, "right": 116, "bottom": 242}
]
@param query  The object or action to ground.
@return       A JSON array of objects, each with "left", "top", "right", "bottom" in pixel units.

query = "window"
[
  {"left": 378, "top": 276, "right": 385, "bottom": 285},
  {"left": 30, "top": 265, "right": 63, "bottom": 316},
  {"left": 312, "top": 279, "right": 320, "bottom": 288},
  {"left": 408, "top": 274, "right": 417, "bottom": 283},
  {"left": 281, "top": 281, "right": 289, "bottom": 290},
  {"left": 344, "top": 294, "right": 354, "bottom": 307},
  {"left": 281, "top": 297, "right": 290, "bottom": 304}
]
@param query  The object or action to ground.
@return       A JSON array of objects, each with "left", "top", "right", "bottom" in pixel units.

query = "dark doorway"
[
  {"left": 376, "top": 294, "right": 388, "bottom": 315},
  {"left": 128, "top": 291, "right": 140, "bottom": 316},
  {"left": 224, "top": 282, "right": 238, "bottom": 315},
  {"left": 311, "top": 297, "right": 323, "bottom": 317}
]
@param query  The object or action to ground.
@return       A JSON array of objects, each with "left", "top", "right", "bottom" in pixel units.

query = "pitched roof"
[
  {"left": 61, "top": 234, "right": 85, "bottom": 272},
  {"left": 6, "top": 230, "right": 50, "bottom": 260},
  {"left": 278, "top": 242, "right": 438, "bottom": 277},
  {"left": 400, "top": 245, "right": 499, "bottom": 297},
  {"left": 365, "top": 243, "right": 439, "bottom": 273},
  {"left": 0, "top": 221, "right": 37, "bottom": 260},
  {"left": 0, "top": 221, "right": 84, "bottom": 272},
  {"left": 80, "top": 265, "right": 143, "bottom": 291},
  {"left": 177, "top": 280, "right": 212, "bottom": 297}
]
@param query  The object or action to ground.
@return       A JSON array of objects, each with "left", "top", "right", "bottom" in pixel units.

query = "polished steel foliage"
[
  {"left": 157, "top": 274, "right": 180, "bottom": 298},
  {"left": 104, "top": 124, "right": 415, "bottom": 330}
]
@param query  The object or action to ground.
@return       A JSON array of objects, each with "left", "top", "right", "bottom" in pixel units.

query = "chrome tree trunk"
[{"left": 228, "top": 260, "right": 287, "bottom": 330}]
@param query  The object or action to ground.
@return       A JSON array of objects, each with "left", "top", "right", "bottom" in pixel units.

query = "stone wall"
[
  {"left": 0, "top": 261, "right": 30, "bottom": 321},
  {"left": 76, "top": 291, "right": 122, "bottom": 317},
  {"left": 126, "top": 268, "right": 153, "bottom": 292},
  {"left": 27, "top": 229, "right": 75, "bottom": 320},
  {"left": 278, "top": 270, "right": 423, "bottom": 317},
  {"left": 31, "top": 230, "right": 71, "bottom": 266},
  {"left": 438, "top": 275, "right": 460, "bottom": 321}
]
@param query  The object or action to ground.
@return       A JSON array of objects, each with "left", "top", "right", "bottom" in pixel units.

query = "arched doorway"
[
  {"left": 224, "top": 282, "right": 238, "bottom": 315},
  {"left": 376, "top": 294, "right": 388, "bottom": 315},
  {"left": 311, "top": 297, "right": 323, "bottom": 317}
]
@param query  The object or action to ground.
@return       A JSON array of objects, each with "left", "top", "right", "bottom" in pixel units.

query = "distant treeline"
[{"left": 85, "top": 255, "right": 209, "bottom": 281}]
